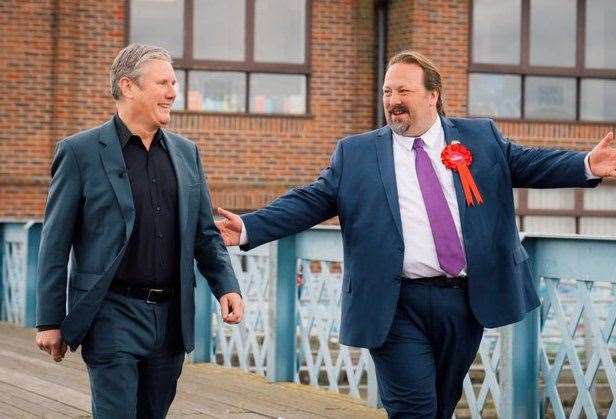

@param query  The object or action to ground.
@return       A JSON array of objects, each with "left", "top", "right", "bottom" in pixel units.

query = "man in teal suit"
[
  {"left": 216, "top": 51, "right": 616, "bottom": 418},
  {"left": 35, "top": 44, "right": 244, "bottom": 418}
]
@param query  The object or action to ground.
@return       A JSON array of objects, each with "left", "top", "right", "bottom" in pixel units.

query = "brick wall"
[
  {"left": 1, "top": 1, "right": 56, "bottom": 218},
  {"left": 1, "top": 0, "right": 377, "bottom": 219},
  {"left": 1, "top": 0, "right": 613, "bottom": 220},
  {"left": 1, "top": 0, "right": 123, "bottom": 219}
]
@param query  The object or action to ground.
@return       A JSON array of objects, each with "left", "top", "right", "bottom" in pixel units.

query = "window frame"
[
  {"left": 469, "top": 0, "right": 616, "bottom": 123},
  {"left": 515, "top": 187, "right": 616, "bottom": 234},
  {"left": 125, "top": 0, "right": 312, "bottom": 116}
]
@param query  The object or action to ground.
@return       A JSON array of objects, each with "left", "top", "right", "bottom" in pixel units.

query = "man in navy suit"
[{"left": 216, "top": 51, "right": 616, "bottom": 418}]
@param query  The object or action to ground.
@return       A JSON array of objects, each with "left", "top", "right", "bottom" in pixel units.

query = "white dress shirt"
[{"left": 393, "top": 116, "right": 467, "bottom": 278}]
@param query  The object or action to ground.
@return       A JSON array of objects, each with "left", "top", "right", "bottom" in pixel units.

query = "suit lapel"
[
  {"left": 375, "top": 126, "right": 404, "bottom": 241},
  {"left": 98, "top": 119, "right": 135, "bottom": 242},
  {"left": 441, "top": 117, "right": 467, "bottom": 225},
  {"left": 162, "top": 131, "right": 189, "bottom": 239}
]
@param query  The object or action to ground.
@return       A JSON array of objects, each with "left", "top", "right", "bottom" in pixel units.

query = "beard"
[{"left": 385, "top": 104, "right": 411, "bottom": 136}]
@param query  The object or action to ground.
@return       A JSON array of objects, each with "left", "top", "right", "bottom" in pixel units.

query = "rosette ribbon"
[{"left": 441, "top": 142, "right": 484, "bottom": 206}]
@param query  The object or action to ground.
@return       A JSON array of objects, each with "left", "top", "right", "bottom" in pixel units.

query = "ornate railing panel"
[
  {"left": 2, "top": 228, "right": 26, "bottom": 323},
  {"left": 211, "top": 244, "right": 273, "bottom": 375},
  {"left": 295, "top": 258, "right": 377, "bottom": 399},
  {"left": 460, "top": 329, "right": 502, "bottom": 419},
  {"left": 540, "top": 278, "right": 616, "bottom": 419},
  {"left": 0, "top": 222, "right": 40, "bottom": 326},
  {"left": 4, "top": 220, "right": 616, "bottom": 417}
]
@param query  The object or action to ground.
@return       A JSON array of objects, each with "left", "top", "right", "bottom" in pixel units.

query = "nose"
[
  {"left": 167, "top": 83, "right": 177, "bottom": 100},
  {"left": 388, "top": 91, "right": 402, "bottom": 106}
]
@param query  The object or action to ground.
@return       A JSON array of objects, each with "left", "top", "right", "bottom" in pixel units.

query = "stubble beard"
[{"left": 386, "top": 113, "right": 411, "bottom": 136}]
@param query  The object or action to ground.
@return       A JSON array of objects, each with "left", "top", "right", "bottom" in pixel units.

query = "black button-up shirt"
[{"left": 113, "top": 114, "right": 180, "bottom": 288}]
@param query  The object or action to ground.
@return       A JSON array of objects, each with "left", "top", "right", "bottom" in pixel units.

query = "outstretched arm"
[
  {"left": 235, "top": 141, "right": 343, "bottom": 251},
  {"left": 491, "top": 120, "right": 606, "bottom": 188}
]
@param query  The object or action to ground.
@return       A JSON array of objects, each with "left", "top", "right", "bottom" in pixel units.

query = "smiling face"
[
  {"left": 383, "top": 63, "right": 439, "bottom": 137},
  {"left": 123, "top": 59, "right": 177, "bottom": 130}
]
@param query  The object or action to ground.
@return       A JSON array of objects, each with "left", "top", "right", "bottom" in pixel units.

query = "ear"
[
  {"left": 429, "top": 89, "right": 439, "bottom": 107},
  {"left": 119, "top": 77, "right": 134, "bottom": 100}
]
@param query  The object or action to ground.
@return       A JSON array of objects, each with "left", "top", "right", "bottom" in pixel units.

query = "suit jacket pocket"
[
  {"left": 187, "top": 183, "right": 201, "bottom": 209},
  {"left": 512, "top": 245, "right": 529, "bottom": 265},
  {"left": 70, "top": 271, "right": 103, "bottom": 291},
  {"left": 342, "top": 273, "right": 352, "bottom": 293}
]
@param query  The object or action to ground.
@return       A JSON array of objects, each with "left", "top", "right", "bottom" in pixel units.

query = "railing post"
[
  {"left": 24, "top": 222, "right": 41, "bottom": 327},
  {"left": 267, "top": 236, "right": 297, "bottom": 382},
  {"left": 193, "top": 268, "right": 213, "bottom": 363},
  {"left": 366, "top": 351, "right": 381, "bottom": 408},
  {"left": 0, "top": 223, "right": 4, "bottom": 320},
  {"left": 503, "top": 237, "right": 541, "bottom": 419}
]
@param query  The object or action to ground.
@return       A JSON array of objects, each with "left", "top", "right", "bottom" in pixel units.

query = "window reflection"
[
  {"left": 472, "top": 0, "right": 520, "bottom": 64},
  {"left": 530, "top": 0, "right": 576, "bottom": 67},
  {"left": 172, "top": 70, "right": 185, "bottom": 111},
  {"left": 194, "top": 0, "right": 245, "bottom": 61},
  {"left": 586, "top": 0, "right": 616, "bottom": 69},
  {"left": 188, "top": 71, "right": 246, "bottom": 112},
  {"left": 130, "top": 0, "right": 184, "bottom": 58},
  {"left": 525, "top": 77, "right": 576, "bottom": 120},
  {"left": 580, "top": 79, "right": 616, "bottom": 122},
  {"left": 250, "top": 74, "right": 306, "bottom": 114},
  {"left": 468, "top": 74, "right": 521, "bottom": 118},
  {"left": 254, "top": 0, "right": 306, "bottom": 64}
]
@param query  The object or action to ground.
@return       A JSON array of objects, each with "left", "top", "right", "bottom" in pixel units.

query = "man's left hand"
[
  {"left": 219, "top": 292, "right": 244, "bottom": 324},
  {"left": 589, "top": 132, "right": 616, "bottom": 178}
]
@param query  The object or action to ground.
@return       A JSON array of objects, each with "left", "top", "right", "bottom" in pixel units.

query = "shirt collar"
[
  {"left": 392, "top": 115, "right": 442, "bottom": 151},
  {"left": 113, "top": 114, "right": 167, "bottom": 151}
]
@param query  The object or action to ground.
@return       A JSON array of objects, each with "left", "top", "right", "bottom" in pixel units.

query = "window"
[
  {"left": 515, "top": 185, "right": 616, "bottom": 236},
  {"left": 128, "top": 0, "right": 310, "bottom": 115},
  {"left": 470, "top": 0, "right": 616, "bottom": 122}
]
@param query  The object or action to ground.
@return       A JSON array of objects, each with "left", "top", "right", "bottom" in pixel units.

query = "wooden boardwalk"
[{"left": 0, "top": 323, "right": 385, "bottom": 418}]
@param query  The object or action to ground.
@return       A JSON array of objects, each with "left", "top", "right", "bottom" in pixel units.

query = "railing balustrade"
[{"left": 3, "top": 220, "right": 616, "bottom": 418}]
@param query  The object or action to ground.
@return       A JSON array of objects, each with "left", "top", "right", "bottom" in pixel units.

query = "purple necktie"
[{"left": 413, "top": 138, "right": 466, "bottom": 276}]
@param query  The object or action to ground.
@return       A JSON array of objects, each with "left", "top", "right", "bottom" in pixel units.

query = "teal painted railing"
[{"left": 3, "top": 220, "right": 616, "bottom": 418}]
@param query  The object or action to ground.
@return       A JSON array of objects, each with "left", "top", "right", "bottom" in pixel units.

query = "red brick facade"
[{"left": 1, "top": 0, "right": 614, "bottom": 220}]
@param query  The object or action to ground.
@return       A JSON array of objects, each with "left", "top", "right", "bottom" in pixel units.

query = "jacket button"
[
  {"left": 398, "top": 247, "right": 404, "bottom": 255},
  {"left": 118, "top": 172, "right": 124, "bottom": 178}
]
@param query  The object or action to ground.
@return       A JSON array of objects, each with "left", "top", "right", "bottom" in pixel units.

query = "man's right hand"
[
  {"left": 215, "top": 207, "right": 242, "bottom": 246},
  {"left": 36, "top": 329, "right": 68, "bottom": 362}
]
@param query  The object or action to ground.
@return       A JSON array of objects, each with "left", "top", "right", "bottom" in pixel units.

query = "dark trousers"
[
  {"left": 81, "top": 291, "right": 185, "bottom": 419},
  {"left": 370, "top": 281, "right": 484, "bottom": 419}
]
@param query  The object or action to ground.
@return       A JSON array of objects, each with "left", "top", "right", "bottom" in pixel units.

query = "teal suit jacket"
[{"left": 36, "top": 117, "right": 240, "bottom": 352}]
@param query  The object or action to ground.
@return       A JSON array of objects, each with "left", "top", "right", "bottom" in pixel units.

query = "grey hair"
[{"left": 109, "top": 43, "right": 172, "bottom": 100}]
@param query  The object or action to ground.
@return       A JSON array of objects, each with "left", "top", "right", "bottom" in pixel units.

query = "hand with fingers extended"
[
  {"left": 215, "top": 207, "right": 242, "bottom": 246},
  {"left": 219, "top": 292, "right": 244, "bottom": 324},
  {"left": 36, "top": 329, "right": 68, "bottom": 362},
  {"left": 589, "top": 132, "right": 616, "bottom": 178}
]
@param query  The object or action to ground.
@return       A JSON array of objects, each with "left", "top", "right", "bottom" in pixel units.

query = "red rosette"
[
  {"left": 441, "top": 142, "right": 484, "bottom": 206},
  {"left": 441, "top": 143, "right": 472, "bottom": 169}
]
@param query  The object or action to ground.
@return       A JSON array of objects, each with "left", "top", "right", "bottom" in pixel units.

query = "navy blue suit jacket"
[
  {"left": 36, "top": 118, "right": 240, "bottom": 352},
  {"left": 241, "top": 117, "right": 599, "bottom": 348}
]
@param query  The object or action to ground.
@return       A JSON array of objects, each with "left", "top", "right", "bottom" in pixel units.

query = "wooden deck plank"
[
  {"left": 0, "top": 381, "right": 89, "bottom": 417},
  {"left": 0, "top": 323, "right": 385, "bottom": 419},
  {"left": 0, "top": 367, "right": 92, "bottom": 412},
  {"left": 0, "top": 399, "right": 39, "bottom": 418}
]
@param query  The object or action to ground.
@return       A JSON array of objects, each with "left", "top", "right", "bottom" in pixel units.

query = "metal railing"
[{"left": 3, "top": 221, "right": 616, "bottom": 418}]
